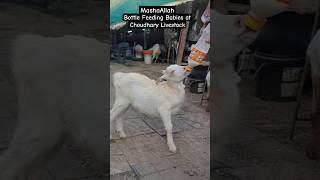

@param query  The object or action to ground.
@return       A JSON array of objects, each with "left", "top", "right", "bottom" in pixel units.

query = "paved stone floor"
[{"left": 110, "top": 62, "right": 210, "bottom": 180}]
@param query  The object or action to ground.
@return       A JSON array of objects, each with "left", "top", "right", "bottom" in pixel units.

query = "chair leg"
[
  {"left": 290, "top": 59, "right": 310, "bottom": 140},
  {"left": 200, "top": 80, "right": 208, "bottom": 106}
]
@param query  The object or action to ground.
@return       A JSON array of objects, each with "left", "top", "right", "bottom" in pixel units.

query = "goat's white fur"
[
  {"left": 110, "top": 65, "right": 186, "bottom": 153},
  {"left": 0, "top": 34, "right": 108, "bottom": 180}
]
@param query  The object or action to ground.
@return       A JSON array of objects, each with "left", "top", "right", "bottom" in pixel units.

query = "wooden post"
[{"left": 176, "top": 2, "right": 192, "bottom": 65}]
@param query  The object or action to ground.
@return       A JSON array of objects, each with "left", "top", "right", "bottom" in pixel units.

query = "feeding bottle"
[{"left": 244, "top": 0, "right": 293, "bottom": 31}]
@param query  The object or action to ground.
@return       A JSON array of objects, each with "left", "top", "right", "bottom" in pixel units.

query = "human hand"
[
  {"left": 234, "top": 15, "right": 248, "bottom": 37},
  {"left": 234, "top": 14, "right": 259, "bottom": 46}
]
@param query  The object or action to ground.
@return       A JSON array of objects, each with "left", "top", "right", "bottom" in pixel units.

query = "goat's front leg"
[
  {"left": 116, "top": 116, "right": 126, "bottom": 138},
  {"left": 110, "top": 99, "right": 129, "bottom": 140},
  {"left": 159, "top": 108, "right": 176, "bottom": 153}
]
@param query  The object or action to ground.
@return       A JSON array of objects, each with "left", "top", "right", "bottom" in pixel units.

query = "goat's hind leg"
[
  {"left": 116, "top": 114, "right": 127, "bottom": 138},
  {"left": 110, "top": 98, "right": 129, "bottom": 140},
  {"left": 159, "top": 107, "right": 176, "bottom": 153}
]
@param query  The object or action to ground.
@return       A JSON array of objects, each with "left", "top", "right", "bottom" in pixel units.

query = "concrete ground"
[{"left": 110, "top": 61, "right": 210, "bottom": 180}]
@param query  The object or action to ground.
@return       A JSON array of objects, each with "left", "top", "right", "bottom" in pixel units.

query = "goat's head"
[{"left": 160, "top": 64, "right": 187, "bottom": 82}]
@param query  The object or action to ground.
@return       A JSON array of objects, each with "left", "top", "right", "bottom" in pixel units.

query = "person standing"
[{"left": 185, "top": 1, "right": 210, "bottom": 79}]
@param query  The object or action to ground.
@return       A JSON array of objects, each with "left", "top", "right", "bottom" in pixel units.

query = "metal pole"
[{"left": 144, "top": 29, "right": 147, "bottom": 49}]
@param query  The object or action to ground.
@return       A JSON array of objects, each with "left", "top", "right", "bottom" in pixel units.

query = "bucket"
[
  {"left": 143, "top": 50, "right": 153, "bottom": 64},
  {"left": 125, "top": 49, "right": 132, "bottom": 57},
  {"left": 255, "top": 51, "right": 304, "bottom": 102},
  {"left": 135, "top": 50, "right": 143, "bottom": 58},
  {"left": 190, "top": 80, "right": 205, "bottom": 94}
]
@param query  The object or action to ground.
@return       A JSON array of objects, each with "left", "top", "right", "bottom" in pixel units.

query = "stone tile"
[
  {"left": 125, "top": 150, "right": 157, "bottom": 165},
  {"left": 178, "top": 112, "right": 210, "bottom": 128},
  {"left": 150, "top": 154, "right": 190, "bottom": 172},
  {"left": 140, "top": 173, "right": 164, "bottom": 180},
  {"left": 142, "top": 116, "right": 192, "bottom": 136},
  {"left": 110, "top": 143, "right": 131, "bottom": 176},
  {"left": 123, "top": 117, "right": 154, "bottom": 137},
  {"left": 110, "top": 141, "right": 124, "bottom": 156},
  {"left": 117, "top": 133, "right": 167, "bottom": 151},
  {"left": 116, "top": 133, "right": 173, "bottom": 165},
  {"left": 131, "top": 162, "right": 157, "bottom": 177},
  {"left": 72, "top": 177, "right": 106, "bottom": 180},
  {"left": 180, "top": 103, "right": 205, "bottom": 114},
  {"left": 116, "top": 134, "right": 153, "bottom": 151},
  {"left": 110, "top": 154, "right": 132, "bottom": 176},
  {"left": 159, "top": 164, "right": 209, "bottom": 180},
  {"left": 142, "top": 133, "right": 168, "bottom": 149},
  {"left": 176, "top": 127, "right": 210, "bottom": 141},
  {"left": 150, "top": 145, "right": 175, "bottom": 159},
  {"left": 111, "top": 171, "right": 138, "bottom": 180},
  {"left": 140, "top": 134, "right": 176, "bottom": 158},
  {"left": 184, "top": 120, "right": 203, "bottom": 129},
  {"left": 111, "top": 117, "right": 154, "bottom": 139},
  {"left": 116, "top": 137, "right": 142, "bottom": 152},
  {"left": 175, "top": 128, "right": 210, "bottom": 154},
  {"left": 174, "top": 129, "right": 210, "bottom": 175}
]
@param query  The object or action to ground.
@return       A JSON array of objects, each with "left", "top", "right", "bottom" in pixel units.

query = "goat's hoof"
[
  {"left": 116, "top": 130, "right": 127, "bottom": 138},
  {"left": 169, "top": 145, "right": 177, "bottom": 153},
  {"left": 119, "top": 133, "right": 127, "bottom": 139}
]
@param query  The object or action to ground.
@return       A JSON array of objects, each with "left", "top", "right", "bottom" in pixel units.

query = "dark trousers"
[{"left": 188, "top": 65, "right": 209, "bottom": 80}]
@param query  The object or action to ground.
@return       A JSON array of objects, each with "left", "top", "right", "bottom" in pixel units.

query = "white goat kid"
[{"left": 110, "top": 65, "right": 186, "bottom": 153}]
